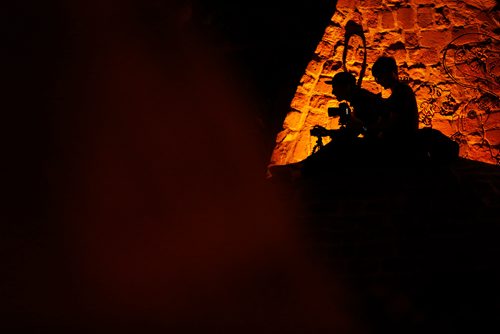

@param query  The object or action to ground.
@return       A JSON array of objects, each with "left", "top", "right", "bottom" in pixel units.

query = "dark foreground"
[{"left": 281, "top": 157, "right": 500, "bottom": 334}]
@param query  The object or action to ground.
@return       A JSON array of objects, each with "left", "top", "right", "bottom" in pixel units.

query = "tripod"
[{"left": 312, "top": 135, "right": 324, "bottom": 154}]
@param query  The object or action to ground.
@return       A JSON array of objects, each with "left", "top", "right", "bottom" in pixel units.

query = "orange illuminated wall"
[{"left": 270, "top": 0, "right": 499, "bottom": 166}]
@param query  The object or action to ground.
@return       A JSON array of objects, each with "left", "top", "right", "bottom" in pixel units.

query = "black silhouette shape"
[
  {"left": 372, "top": 56, "right": 458, "bottom": 164},
  {"left": 372, "top": 56, "right": 419, "bottom": 144},
  {"left": 269, "top": 71, "right": 386, "bottom": 181}
]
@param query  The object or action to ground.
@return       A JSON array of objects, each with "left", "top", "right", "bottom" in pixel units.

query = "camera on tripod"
[
  {"left": 309, "top": 101, "right": 352, "bottom": 153},
  {"left": 309, "top": 125, "right": 327, "bottom": 138},
  {"left": 328, "top": 102, "right": 351, "bottom": 127}
]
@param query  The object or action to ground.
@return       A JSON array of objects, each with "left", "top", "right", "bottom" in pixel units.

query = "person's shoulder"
[
  {"left": 393, "top": 82, "right": 415, "bottom": 97},
  {"left": 396, "top": 82, "right": 414, "bottom": 92}
]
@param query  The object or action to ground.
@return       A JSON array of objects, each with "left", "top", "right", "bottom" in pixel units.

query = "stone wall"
[{"left": 270, "top": 0, "right": 499, "bottom": 166}]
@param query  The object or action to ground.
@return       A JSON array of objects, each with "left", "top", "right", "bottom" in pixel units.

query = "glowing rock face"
[{"left": 270, "top": 0, "right": 499, "bottom": 166}]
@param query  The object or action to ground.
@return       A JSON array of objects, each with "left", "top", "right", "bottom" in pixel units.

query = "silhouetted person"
[
  {"left": 372, "top": 56, "right": 419, "bottom": 147},
  {"left": 312, "top": 72, "right": 385, "bottom": 142},
  {"left": 372, "top": 56, "right": 461, "bottom": 165},
  {"left": 300, "top": 71, "right": 386, "bottom": 174},
  {"left": 269, "top": 71, "right": 385, "bottom": 181}
]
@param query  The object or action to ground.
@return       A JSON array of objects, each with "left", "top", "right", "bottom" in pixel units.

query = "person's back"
[
  {"left": 382, "top": 81, "right": 419, "bottom": 142},
  {"left": 372, "top": 56, "right": 419, "bottom": 162}
]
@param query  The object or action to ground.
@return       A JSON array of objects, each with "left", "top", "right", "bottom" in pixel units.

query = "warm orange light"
[{"left": 270, "top": 0, "right": 499, "bottom": 167}]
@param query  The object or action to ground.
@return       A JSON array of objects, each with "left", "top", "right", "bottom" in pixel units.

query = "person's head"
[
  {"left": 372, "top": 56, "right": 399, "bottom": 89},
  {"left": 326, "top": 71, "right": 357, "bottom": 101}
]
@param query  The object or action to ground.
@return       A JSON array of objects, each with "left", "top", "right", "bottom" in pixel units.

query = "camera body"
[
  {"left": 328, "top": 102, "right": 351, "bottom": 126},
  {"left": 309, "top": 125, "right": 325, "bottom": 138}
]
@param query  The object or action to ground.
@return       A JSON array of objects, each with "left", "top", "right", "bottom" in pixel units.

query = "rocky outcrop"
[{"left": 271, "top": 0, "right": 499, "bottom": 166}]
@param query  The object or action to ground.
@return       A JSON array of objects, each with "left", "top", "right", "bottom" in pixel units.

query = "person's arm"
[
  {"left": 355, "top": 91, "right": 385, "bottom": 138},
  {"left": 347, "top": 111, "right": 364, "bottom": 132},
  {"left": 379, "top": 104, "right": 397, "bottom": 137}
]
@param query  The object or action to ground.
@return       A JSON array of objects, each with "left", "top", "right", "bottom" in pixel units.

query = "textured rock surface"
[{"left": 270, "top": 0, "right": 499, "bottom": 166}]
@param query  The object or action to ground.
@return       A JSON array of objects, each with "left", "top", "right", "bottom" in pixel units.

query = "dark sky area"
[
  {"left": 2, "top": 3, "right": 359, "bottom": 333},
  {"left": 2, "top": 0, "right": 337, "bottom": 157},
  {"left": 189, "top": 1, "right": 338, "bottom": 146},
  {"left": 2, "top": 2, "right": 500, "bottom": 333}
]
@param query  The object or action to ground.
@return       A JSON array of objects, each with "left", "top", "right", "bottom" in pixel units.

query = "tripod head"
[{"left": 310, "top": 125, "right": 327, "bottom": 153}]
